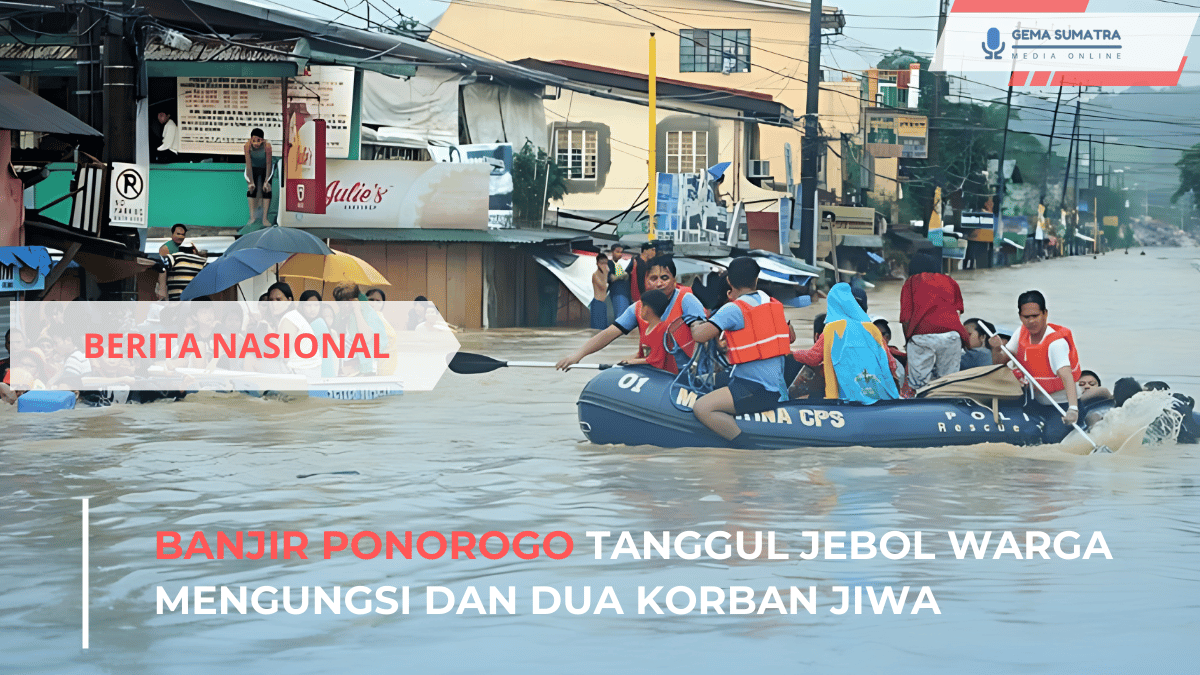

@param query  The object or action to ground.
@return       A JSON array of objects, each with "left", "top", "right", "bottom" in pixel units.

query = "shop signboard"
[
  {"left": 281, "top": 160, "right": 490, "bottom": 229},
  {"left": 429, "top": 144, "right": 514, "bottom": 228}
]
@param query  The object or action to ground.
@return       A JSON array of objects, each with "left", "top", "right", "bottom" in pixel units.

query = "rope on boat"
[{"left": 662, "top": 318, "right": 727, "bottom": 412}]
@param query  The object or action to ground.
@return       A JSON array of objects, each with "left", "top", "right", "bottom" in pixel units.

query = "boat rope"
[{"left": 663, "top": 318, "right": 728, "bottom": 412}]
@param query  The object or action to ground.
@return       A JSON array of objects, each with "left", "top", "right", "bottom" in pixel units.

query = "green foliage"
[
  {"left": 1171, "top": 142, "right": 1200, "bottom": 207},
  {"left": 512, "top": 141, "right": 568, "bottom": 226}
]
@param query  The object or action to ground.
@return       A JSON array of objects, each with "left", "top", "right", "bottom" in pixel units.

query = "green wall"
[{"left": 34, "top": 162, "right": 279, "bottom": 229}]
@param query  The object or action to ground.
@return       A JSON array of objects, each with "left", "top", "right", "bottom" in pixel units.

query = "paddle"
[
  {"left": 980, "top": 324, "right": 1112, "bottom": 454},
  {"left": 449, "top": 352, "right": 611, "bottom": 375}
]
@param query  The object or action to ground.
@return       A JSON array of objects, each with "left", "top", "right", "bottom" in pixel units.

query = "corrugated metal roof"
[
  {"left": 301, "top": 228, "right": 588, "bottom": 244},
  {"left": 0, "top": 76, "right": 99, "bottom": 135},
  {"left": 145, "top": 37, "right": 300, "bottom": 62},
  {"left": 0, "top": 43, "right": 75, "bottom": 60}
]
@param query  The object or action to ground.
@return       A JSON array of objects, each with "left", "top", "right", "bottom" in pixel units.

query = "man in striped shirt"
[{"left": 157, "top": 246, "right": 206, "bottom": 301}]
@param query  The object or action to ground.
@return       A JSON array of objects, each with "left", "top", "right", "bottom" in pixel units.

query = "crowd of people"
[{"left": 560, "top": 249, "right": 1197, "bottom": 446}]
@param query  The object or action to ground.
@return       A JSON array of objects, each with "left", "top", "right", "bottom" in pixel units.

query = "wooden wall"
[{"left": 325, "top": 241, "right": 486, "bottom": 329}]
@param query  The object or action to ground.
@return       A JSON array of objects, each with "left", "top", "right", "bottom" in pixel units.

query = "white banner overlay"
[
  {"left": 933, "top": 13, "right": 1198, "bottom": 72},
  {"left": 8, "top": 301, "right": 459, "bottom": 397}
]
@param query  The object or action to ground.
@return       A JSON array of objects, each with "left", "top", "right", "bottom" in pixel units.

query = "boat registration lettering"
[
  {"left": 618, "top": 374, "right": 650, "bottom": 393},
  {"left": 795, "top": 410, "right": 844, "bottom": 428}
]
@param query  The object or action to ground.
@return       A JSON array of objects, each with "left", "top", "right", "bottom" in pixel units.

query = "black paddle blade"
[{"left": 448, "top": 352, "right": 508, "bottom": 374}]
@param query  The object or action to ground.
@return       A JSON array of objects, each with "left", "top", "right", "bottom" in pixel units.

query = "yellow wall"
[
  {"left": 435, "top": 0, "right": 825, "bottom": 204},
  {"left": 543, "top": 90, "right": 785, "bottom": 214}
]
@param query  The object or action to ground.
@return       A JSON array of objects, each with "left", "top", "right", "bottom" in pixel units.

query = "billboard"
[
  {"left": 865, "top": 109, "right": 927, "bottom": 159},
  {"left": 177, "top": 66, "right": 354, "bottom": 157}
]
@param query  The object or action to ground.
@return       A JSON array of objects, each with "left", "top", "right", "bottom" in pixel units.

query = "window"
[
  {"left": 556, "top": 128, "right": 598, "bottom": 180},
  {"left": 665, "top": 130, "right": 708, "bottom": 174},
  {"left": 680, "top": 29, "right": 750, "bottom": 73}
]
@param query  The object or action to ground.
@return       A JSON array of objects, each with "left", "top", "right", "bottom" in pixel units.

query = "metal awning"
[
  {"left": 838, "top": 234, "right": 884, "bottom": 248},
  {"left": 301, "top": 228, "right": 588, "bottom": 244},
  {"left": 0, "top": 76, "right": 99, "bottom": 136}
]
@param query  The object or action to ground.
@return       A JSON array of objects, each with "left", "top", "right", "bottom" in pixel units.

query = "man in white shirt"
[{"left": 157, "top": 112, "right": 179, "bottom": 162}]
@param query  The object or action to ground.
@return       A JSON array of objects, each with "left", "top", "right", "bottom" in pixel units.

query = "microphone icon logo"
[{"left": 982, "top": 27, "right": 1006, "bottom": 59}]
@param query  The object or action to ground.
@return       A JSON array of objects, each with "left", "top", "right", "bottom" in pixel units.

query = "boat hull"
[{"left": 578, "top": 366, "right": 1046, "bottom": 449}]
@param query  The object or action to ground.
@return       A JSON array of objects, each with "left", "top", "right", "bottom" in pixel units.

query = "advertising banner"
[
  {"left": 896, "top": 115, "right": 928, "bottom": 159},
  {"left": 280, "top": 160, "right": 490, "bottom": 229},
  {"left": 653, "top": 172, "right": 731, "bottom": 244},
  {"left": 284, "top": 112, "right": 327, "bottom": 215},
  {"left": 864, "top": 110, "right": 901, "bottom": 158},
  {"left": 177, "top": 66, "right": 354, "bottom": 156},
  {"left": 429, "top": 144, "right": 514, "bottom": 228}
]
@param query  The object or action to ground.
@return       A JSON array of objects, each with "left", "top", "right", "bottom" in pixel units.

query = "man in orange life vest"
[
  {"left": 989, "top": 290, "right": 1082, "bottom": 441},
  {"left": 556, "top": 255, "right": 704, "bottom": 373},
  {"left": 691, "top": 257, "right": 794, "bottom": 442}
]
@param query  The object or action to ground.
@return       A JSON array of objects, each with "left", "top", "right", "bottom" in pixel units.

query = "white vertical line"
[{"left": 82, "top": 498, "right": 89, "bottom": 650}]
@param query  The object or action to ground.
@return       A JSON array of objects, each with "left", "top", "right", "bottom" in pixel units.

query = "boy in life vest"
[
  {"left": 557, "top": 255, "right": 703, "bottom": 373},
  {"left": 691, "top": 257, "right": 794, "bottom": 443},
  {"left": 988, "top": 289, "right": 1082, "bottom": 442},
  {"left": 617, "top": 289, "right": 675, "bottom": 371}
]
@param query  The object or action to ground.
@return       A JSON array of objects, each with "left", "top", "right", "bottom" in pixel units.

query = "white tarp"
[
  {"left": 361, "top": 68, "right": 461, "bottom": 147},
  {"left": 462, "top": 83, "right": 548, "bottom": 151},
  {"left": 533, "top": 253, "right": 595, "bottom": 305}
]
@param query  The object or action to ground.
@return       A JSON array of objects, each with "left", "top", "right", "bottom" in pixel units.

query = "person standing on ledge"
[
  {"left": 990, "top": 289, "right": 1082, "bottom": 442},
  {"left": 244, "top": 128, "right": 273, "bottom": 228}
]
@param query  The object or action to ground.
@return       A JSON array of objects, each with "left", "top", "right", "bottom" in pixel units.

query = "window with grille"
[
  {"left": 555, "top": 128, "right": 598, "bottom": 180},
  {"left": 680, "top": 29, "right": 750, "bottom": 73},
  {"left": 665, "top": 130, "right": 708, "bottom": 174}
]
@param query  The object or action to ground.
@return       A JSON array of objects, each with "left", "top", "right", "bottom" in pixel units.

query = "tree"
[
  {"left": 1171, "top": 142, "right": 1200, "bottom": 208},
  {"left": 512, "top": 142, "right": 568, "bottom": 226}
]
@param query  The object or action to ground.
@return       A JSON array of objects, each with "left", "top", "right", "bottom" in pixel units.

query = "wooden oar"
[{"left": 449, "top": 352, "right": 611, "bottom": 375}]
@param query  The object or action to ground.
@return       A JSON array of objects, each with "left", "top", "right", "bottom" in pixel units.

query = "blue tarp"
[{"left": 0, "top": 247, "right": 53, "bottom": 276}]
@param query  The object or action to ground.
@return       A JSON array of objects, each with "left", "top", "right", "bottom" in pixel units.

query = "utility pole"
[
  {"left": 992, "top": 83, "right": 1014, "bottom": 269},
  {"left": 1060, "top": 91, "right": 1081, "bottom": 211},
  {"left": 926, "top": 0, "right": 950, "bottom": 218},
  {"left": 798, "top": 0, "right": 822, "bottom": 264},
  {"left": 1040, "top": 85, "right": 1063, "bottom": 203}
]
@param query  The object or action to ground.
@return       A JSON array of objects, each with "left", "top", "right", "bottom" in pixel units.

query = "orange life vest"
[
  {"left": 1017, "top": 323, "right": 1081, "bottom": 394},
  {"left": 725, "top": 292, "right": 791, "bottom": 365},
  {"left": 635, "top": 286, "right": 696, "bottom": 373}
]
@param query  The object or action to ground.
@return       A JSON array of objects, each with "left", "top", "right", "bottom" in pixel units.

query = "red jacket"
[{"left": 900, "top": 273, "right": 969, "bottom": 345}]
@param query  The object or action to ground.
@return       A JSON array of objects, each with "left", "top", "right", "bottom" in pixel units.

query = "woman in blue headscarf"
[{"left": 821, "top": 283, "right": 900, "bottom": 404}]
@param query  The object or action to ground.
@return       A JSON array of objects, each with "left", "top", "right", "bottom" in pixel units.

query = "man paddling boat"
[
  {"left": 556, "top": 255, "right": 703, "bottom": 373},
  {"left": 990, "top": 290, "right": 1082, "bottom": 442}
]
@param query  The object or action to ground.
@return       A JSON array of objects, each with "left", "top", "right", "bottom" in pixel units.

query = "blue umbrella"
[
  {"left": 707, "top": 161, "right": 732, "bottom": 180},
  {"left": 224, "top": 225, "right": 334, "bottom": 256},
  {"left": 180, "top": 248, "right": 292, "bottom": 300}
]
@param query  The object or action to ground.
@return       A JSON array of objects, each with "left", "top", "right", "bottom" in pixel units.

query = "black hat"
[{"left": 640, "top": 242, "right": 657, "bottom": 251}]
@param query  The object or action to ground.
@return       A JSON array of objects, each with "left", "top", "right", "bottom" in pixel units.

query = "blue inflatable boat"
[{"left": 578, "top": 365, "right": 1049, "bottom": 449}]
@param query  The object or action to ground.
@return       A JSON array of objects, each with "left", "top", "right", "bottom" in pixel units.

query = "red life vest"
[
  {"left": 725, "top": 292, "right": 791, "bottom": 365},
  {"left": 1017, "top": 323, "right": 1081, "bottom": 394},
  {"left": 635, "top": 286, "right": 696, "bottom": 373}
]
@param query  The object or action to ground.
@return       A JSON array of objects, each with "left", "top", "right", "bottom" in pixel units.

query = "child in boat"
[
  {"left": 691, "top": 258, "right": 794, "bottom": 443},
  {"left": 618, "top": 289, "right": 675, "bottom": 372}
]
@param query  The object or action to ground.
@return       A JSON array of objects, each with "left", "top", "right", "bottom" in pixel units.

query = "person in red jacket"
[{"left": 900, "top": 253, "right": 969, "bottom": 389}]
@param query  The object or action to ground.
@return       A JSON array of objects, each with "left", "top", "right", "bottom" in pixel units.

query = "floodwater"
[{"left": 2, "top": 247, "right": 1198, "bottom": 673}]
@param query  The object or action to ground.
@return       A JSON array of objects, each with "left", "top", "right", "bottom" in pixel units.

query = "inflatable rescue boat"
[{"left": 578, "top": 365, "right": 1055, "bottom": 449}]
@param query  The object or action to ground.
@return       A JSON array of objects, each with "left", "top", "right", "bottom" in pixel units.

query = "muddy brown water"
[{"left": 2, "top": 247, "right": 1198, "bottom": 673}]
